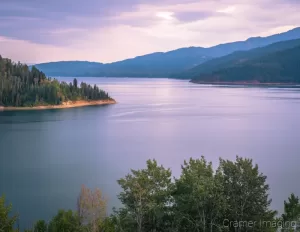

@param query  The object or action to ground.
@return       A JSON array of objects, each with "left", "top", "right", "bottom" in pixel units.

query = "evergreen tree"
[
  {"left": 0, "top": 56, "right": 112, "bottom": 107},
  {"left": 73, "top": 78, "right": 78, "bottom": 89}
]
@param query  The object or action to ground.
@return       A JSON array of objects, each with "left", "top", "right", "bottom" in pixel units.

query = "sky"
[{"left": 0, "top": 0, "right": 299, "bottom": 64}]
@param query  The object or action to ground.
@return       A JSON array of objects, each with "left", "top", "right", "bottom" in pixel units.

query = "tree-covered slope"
[
  {"left": 172, "top": 38, "right": 300, "bottom": 79},
  {"left": 0, "top": 56, "right": 111, "bottom": 107},
  {"left": 191, "top": 45, "right": 300, "bottom": 84}
]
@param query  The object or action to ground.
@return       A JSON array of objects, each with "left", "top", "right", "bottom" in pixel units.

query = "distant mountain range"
[
  {"left": 34, "top": 49, "right": 211, "bottom": 77},
  {"left": 33, "top": 27, "right": 300, "bottom": 78},
  {"left": 34, "top": 61, "right": 104, "bottom": 77}
]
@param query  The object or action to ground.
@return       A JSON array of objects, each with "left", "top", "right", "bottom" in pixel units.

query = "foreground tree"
[
  {"left": 281, "top": 193, "right": 300, "bottom": 231},
  {"left": 0, "top": 195, "right": 18, "bottom": 232},
  {"left": 218, "top": 156, "right": 276, "bottom": 232},
  {"left": 117, "top": 159, "right": 173, "bottom": 232},
  {"left": 4, "top": 156, "right": 282, "bottom": 232},
  {"left": 173, "top": 157, "right": 227, "bottom": 232},
  {"left": 47, "top": 210, "right": 82, "bottom": 232},
  {"left": 33, "top": 220, "right": 47, "bottom": 232},
  {"left": 98, "top": 217, "right": 116, "bottom": 232},
  {"left": 109, "top": 207, "right": 136, "bottom": 232},
  {"left": 77, "top": 185, "right": 107, "bottom": 232}
]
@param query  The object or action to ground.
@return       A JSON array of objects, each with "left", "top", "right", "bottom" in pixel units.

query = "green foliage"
[
  {"left": 108, "top": 208, "right": 135, "bottom": 232},
  {"left": 0, "top": 195, "right": 18, "bottom": 232},
  {"left": 282, "top": 193, "right": 300, "bottom": 221},
  {"left": 47, "top": 210, "right": 82, "bottom": 232},
  {"left": 0, "top": 56, "right": 112, "bottom": 107},
  {"left": 5, "top": 156, "right": 299, "bottom": 232},
  {"left": 173, "top": 157, "right": 227, "bottom": 232},
  {"left": 98, "top": 217, "right": 115, "bottom": 232},
  {"left": 33, "top": 220, "right": 47, "bottom": 232},
  {"left": 218, "top": 156, "right": 277, "bottom": 232},
  {"left": 281, "top": 193, "right": 300, "bottom": 231},
  {"left": 111, "top": 156, "right": 277, "bottom": 232},
  {"left": 117, "top": 159, "right": 174, "bottom": 232}
]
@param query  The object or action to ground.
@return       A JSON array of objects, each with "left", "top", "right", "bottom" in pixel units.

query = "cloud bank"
[{"left": 0, "top": 0, "right": 299, "bottom": 63}]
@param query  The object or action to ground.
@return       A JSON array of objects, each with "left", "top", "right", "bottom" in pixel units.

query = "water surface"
[{"left": 1, "top": 78, "right": 300, "bottom": 228}]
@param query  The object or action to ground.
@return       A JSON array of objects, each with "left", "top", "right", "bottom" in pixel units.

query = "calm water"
[{"left": 1, "top": 77, "right": 300, "bottom": 228}]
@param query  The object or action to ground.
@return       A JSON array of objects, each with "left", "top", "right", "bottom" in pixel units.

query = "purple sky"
[{"left": 0, "top": 0, "right": 299, "bottom": 63}]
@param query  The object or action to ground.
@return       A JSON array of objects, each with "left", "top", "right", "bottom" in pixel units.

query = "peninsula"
[{"left": 0, "top": 55, "right": 115, "bottom": 111}]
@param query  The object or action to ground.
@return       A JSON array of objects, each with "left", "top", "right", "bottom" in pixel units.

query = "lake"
[{"left": 1, "top": 77, "right": 300, "bottom": 229}]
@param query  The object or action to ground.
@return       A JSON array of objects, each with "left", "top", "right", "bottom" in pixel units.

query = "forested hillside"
[
  {"left": 173, "top": 38, "right": 300, "bottom": 79},
  {"left": 191, "top": 45, "right": 300, "bottom": 84},
  {"left": 0, "top": 56, "right": 111, "bottom": 107}
]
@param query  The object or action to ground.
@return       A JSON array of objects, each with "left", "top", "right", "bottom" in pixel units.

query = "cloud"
[
  {"left": 156, "top": 12, "right": 175, "bottom": 20},
  {"left": 217, "top": 6, "right": 237, "bottom": 14},
  {"left": 174, "top": 11, "right": 223, "bottom": 22},
  {"left": 0, "top": 0, "right": 300, "bottom": 63}
]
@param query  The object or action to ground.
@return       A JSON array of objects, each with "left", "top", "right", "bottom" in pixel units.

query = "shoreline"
[
  {"left": 0, "top": 99, "right": 116, "bottom": 111},
  {"left": 190, "top": 80, "right": 300, "bottom": 88}
]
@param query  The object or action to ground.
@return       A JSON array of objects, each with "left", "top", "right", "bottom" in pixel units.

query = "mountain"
[
  {"left": 93, "top": 47, "right": 211, "bottom": 77},
  {"left": 196, "top": 27, "right": 300, "bottom": 57},
  {"left": 34, "top": 27, "right": 300, "bottom": 78},
  {"left": 191, "top": 45, "right": 300, "bottom": 84},
  {"left": 34, "top": 61, "right": 104, "bottom": 77},
  {"left": 34, "top": 48, "right": 211, "bottom": 77},
  {"left": 172, "top": 38, "right": 300, "bottom": 79}
]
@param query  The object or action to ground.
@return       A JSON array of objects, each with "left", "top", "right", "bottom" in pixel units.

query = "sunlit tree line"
[
  {"left": 0, "top": 56, "right": 111, "bottom": 107},
  {"left": 1, "top": 156, "right": 299, "bottom": 232}
]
